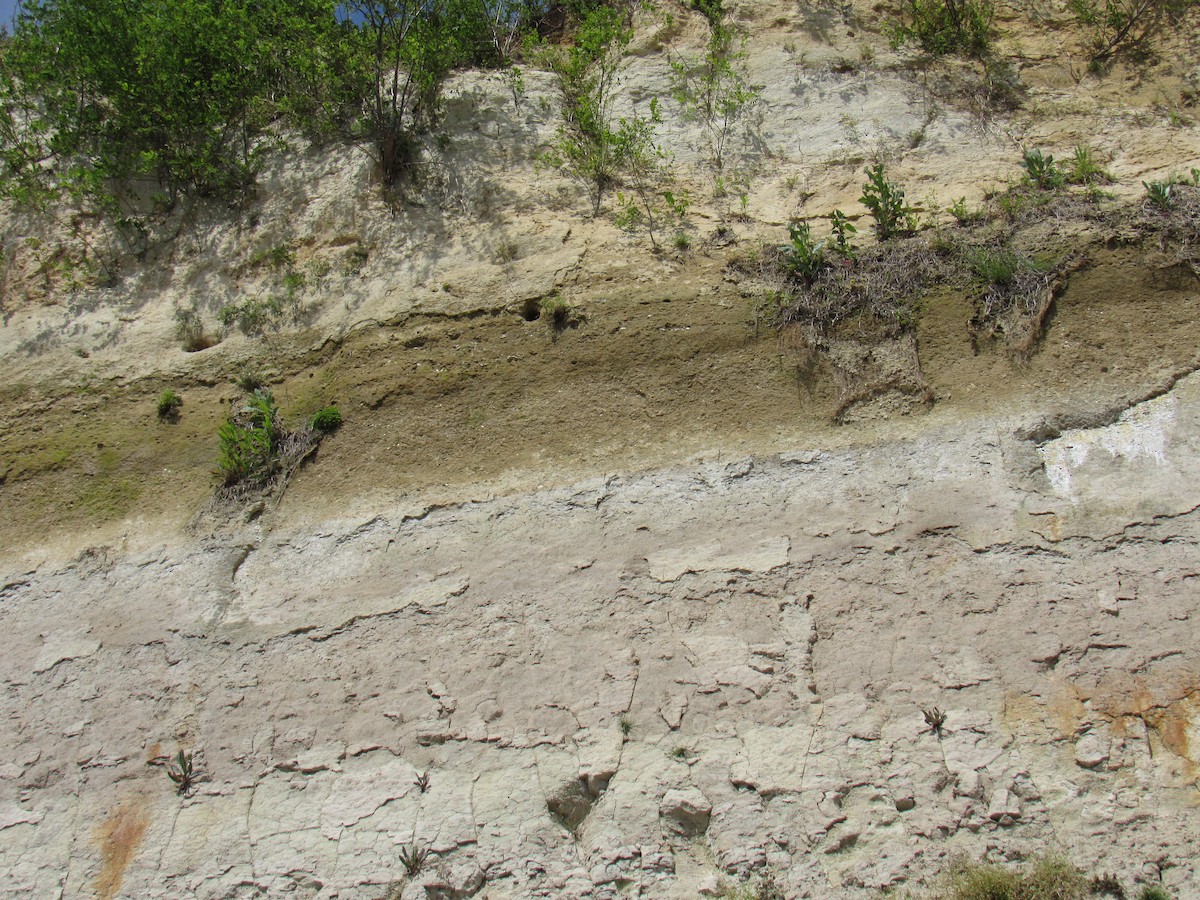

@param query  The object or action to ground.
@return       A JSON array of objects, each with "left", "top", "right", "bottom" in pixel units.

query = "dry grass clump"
[
  {"left": 939, "top": 853, "right": 1090, "bottom": 899},
  {"left": 1132, "top": 180, "right": 1200, "bottom": 267},
  {"left": 771, "top": 236, "right": 954, "bottom": 338}
]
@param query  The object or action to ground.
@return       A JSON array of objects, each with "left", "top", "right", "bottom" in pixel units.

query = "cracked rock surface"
[{"left": 3, "top": 374, "right": 1199, "bottom": 898}]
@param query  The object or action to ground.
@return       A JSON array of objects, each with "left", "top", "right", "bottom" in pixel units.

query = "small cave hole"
[{"left": 520, "top": 298, "right": 541, "bottom": 322}]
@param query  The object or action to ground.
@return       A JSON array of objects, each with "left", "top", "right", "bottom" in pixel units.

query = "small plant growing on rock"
[
  {"left": 945, "top": 196, "right": 984, "bottom": 224},
  {"left": 217, "top": 391, "right": 281, "bottom": 486},
  {"left": 414, "top": 771, "right": 430, "bottom": 793},
  {"left": 156, "top": 389, "right": 182, "bottom": 422},
  {"left": 860, "top": 164, "right": 914, "bottom": 240},
  {"left": 494, "top": 238, "right": 520, "bottom": 264},
  {"left": 829, "top": 209, "right": 857, "bottom": 260},
  {"left": 309, "top": 407, "right": 342, "bottom": 434},
  {"left": 1068, "top": 145, "right": 1111, "bottom": 185},
  {"left": 166, "top": 749, "right": 195, "bottom": 796},
  {"left": 618, "top": 714, "right": 633, "bottom": 737},
  {"left": 1143, "top": 180, "right": 1173, "bottom": 210},
  {"left": 1138, "top": 887, "right": 1171, "bottom": 900},
  {"left": 540, "top": 295, "right": 574, "bottom": 331},
  {"left": 1021, "top": 148, "right": 1066, "bottom": 190},
  {"left": 923, "top": 706, "right": 947, "bottom": 735},
  {"left": 234, "top": 369, "right": 266, "bottom": 393},
  {"left": 399, "top": 840, "right": 429, "bottom": 876},
  {"left": 782, "top": 220, "right": 827, "bottom": 282}
]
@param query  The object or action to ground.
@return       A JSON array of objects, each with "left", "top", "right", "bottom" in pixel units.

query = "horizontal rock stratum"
[{"left": 3, "top": 374, "right": 1199, "bottom": 897}]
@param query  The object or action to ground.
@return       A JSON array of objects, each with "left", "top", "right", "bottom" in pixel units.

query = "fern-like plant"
[{"left": 216, "top": 391, "right": 281, "bottom": 486}]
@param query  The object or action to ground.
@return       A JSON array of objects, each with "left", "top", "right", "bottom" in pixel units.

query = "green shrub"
[
  {"left": 309, "top": 407, "right": 343, "bottom": 434},
  {"left": 1021, "top": 148, "right": 1066, "bottom": 190},
  {"left": 0, "top": 0, "right": 361, "bottom": 206},
  {"left": 1138, "top": 886, "right": 1171, "bottom": 900},
  {"left": 1067, "top": 0, "right": 1195, "bottom": 60},
  {"left": 668, "top": 0, "right": 761, "bottom": 175},
  {"left": 860, "top": 163, "right": 914, "bottom": 240},
  {"left": 156, "top": 389, "right": 182, "bottom": 421},
  {"left": 829, "top": 209, "right": 857, "bottom": 259},
  {"left": 1144, "top": 180, "right": 1173, "bottom": 209},
  {"left": 540, "top": 295, "right": 574, "bottom": 330},
  {"left": 949, "top": 197, "right": 986, "bottom": 224},
  {"left": 216, "top": 391, "right": 281, "bottom": 487},
  {"left": 1067, "top": 145, "right": 1111, "bottom": 184},
  {"left": 537, "top": 4, "right": 640, "bottom": 214},
  {"left": 782, "top": 221, "right": 827, "bottom": 282},
  {"left": 889, "top": 0, "right": 995, "bottom": 57}
]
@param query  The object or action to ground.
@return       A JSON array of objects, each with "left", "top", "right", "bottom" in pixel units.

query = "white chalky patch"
[{"left": 1040, "top": 394, "right": 1176, "bottom": 497}]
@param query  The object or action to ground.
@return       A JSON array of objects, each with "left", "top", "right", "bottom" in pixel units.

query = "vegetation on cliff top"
[{"left": 0, "top": 0, "right": 615, "bottom": 211}]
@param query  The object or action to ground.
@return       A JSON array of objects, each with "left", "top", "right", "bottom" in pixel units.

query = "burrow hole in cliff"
[{"left": 520, "top": 298, "right": 541, "bottom": 322}]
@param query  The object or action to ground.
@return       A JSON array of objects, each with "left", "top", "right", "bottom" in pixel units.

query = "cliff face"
[{"left": 2, "top": 0, "right": 1200, "bottom": 897}]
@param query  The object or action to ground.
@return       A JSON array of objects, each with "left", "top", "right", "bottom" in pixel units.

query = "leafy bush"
[
  {"left": 860, "top": 164, "right": 915, "bottom": 240},
  {"left": 611, "top": 101, "right": 683, "bottom": 249},
  {"left": 0, "top": 0, "right": 359, "bottom": 206},
  {"left": 538, "top": 3, "right": 666, "bottom": 217},
  {"left": 1138, "top": 887, "right": 1171, "bottom": 900},
  {"left": 347, "top": 0, "right": 527, "bottom": 187},
  {"left": 0, "top": 0, "right": 542, "bottom": 207},
  {"left": 668, "top": 0, "right": 761, "bottom": 174},
  {"left": 310, "top": 407, "right": 343, "bottom": 434},
  {"left": 1067, "top": 0, "right": 1196, "bottom": 60},
  {"left": 1144, "top": 180, "right": 1174, "bottom": 209},
  {"left": 156, "top": 390, "right": 182, "bottom": 422},
  {"left": 216, "top": 392, "right": 282, "bottom": 487},
  {"left": 782, "top": 221, "right": 827, "bottom": 282},
  {"left": 829, "top": 209, "right": 858, "bottom": 260},
  {"left": 889, "top": 0, "right": 995, "bottom": 57},
  {"left": 1021, "top": 148, "right": 1066, "bottom": 190}
]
